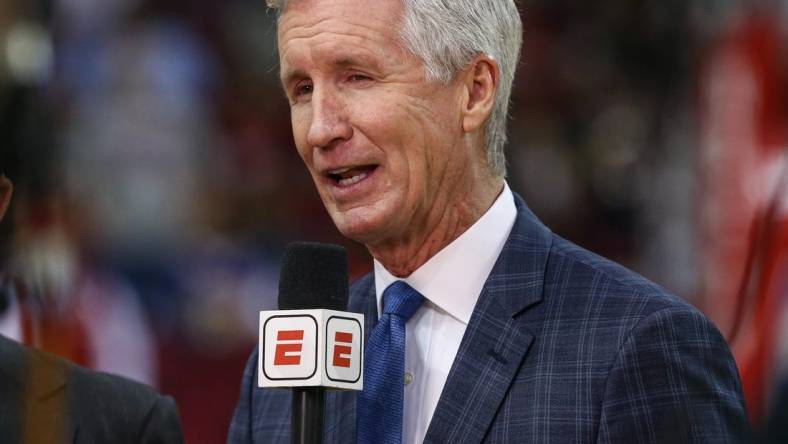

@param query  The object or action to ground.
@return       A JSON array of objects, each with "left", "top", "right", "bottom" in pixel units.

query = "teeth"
[
  {"left": 329, "top": 167, "right": 351, "bottom": 175},
  {"left": 338, "top": 172, "right": 368, "bottom": 186}
]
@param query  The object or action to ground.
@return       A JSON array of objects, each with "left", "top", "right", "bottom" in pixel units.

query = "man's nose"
[{"left": 307, "top": 88, "right": 352, "bottom": 149}]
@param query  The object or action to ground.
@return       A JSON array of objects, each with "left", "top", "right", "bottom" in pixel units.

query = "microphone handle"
[{"left": 292, "top": 387, "right": 325, "bottom": 444}]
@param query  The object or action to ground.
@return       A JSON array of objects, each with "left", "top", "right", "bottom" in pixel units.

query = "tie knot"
[{"left": 382, "top": 281, "right": 424, "bottom": 321}]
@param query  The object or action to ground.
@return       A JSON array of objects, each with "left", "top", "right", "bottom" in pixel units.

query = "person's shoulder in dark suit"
[
  {"left": 541, "top": 233, "right": 751, "bottom": 441},
  {"left": 0, "top": 334, "right": 184, "bottom": 444}
]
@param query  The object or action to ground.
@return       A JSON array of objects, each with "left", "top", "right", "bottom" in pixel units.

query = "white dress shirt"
[{"left": 374, "top": 182, "right": 517, "bottom": 444}]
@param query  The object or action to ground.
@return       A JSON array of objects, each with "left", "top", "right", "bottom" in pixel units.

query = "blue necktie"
[{"left": 357, "top": 281, "right": 424, "bottom": 444}]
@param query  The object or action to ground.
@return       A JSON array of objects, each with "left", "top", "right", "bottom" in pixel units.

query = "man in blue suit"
[{"left": 229, "top": 0, "right": 749, "bottom": 442}]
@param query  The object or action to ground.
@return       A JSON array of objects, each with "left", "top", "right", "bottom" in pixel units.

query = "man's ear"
[
  {"left": 460, "top": 54, "right": 499, "bottom": 134},
  {"left": 0, "top": 176, "right": 13, "bottom": 222}
]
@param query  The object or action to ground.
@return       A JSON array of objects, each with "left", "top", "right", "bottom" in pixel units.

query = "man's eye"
[
  {"left": 348, "top": 74, "right": 372, "bottom": 82},
  {"left": 295, "top": 83, "right": 313, "bottom": 97}
]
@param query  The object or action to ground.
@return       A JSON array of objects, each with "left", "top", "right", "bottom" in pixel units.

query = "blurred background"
[{"left": 0, "top": 0, "right": 786, "bottom": 442}]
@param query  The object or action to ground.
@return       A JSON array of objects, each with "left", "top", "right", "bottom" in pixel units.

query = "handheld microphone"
[{"left": 259, "top": 242, "right": 364, "bottom": 444}]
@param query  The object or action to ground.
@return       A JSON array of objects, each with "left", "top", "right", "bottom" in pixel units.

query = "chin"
[{"left": 330, "top": 207, "right": 393, "bottom": 246}]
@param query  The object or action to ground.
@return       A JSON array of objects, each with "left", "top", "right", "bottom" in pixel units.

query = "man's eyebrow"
[
  {"left": 333, "top": 53, "right": 385, "bottom": 73},
  {"left": 332, "top": 55, "right": 374, "bottom": 68}
]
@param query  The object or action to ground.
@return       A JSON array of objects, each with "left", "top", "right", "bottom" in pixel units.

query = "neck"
[{"left": 368, "top": 175, "right": 504, "bottom": 277}]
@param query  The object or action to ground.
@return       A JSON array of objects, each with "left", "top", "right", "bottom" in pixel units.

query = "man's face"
[{"left": 278, "top": 0, "right": 477, "bottom": 248}]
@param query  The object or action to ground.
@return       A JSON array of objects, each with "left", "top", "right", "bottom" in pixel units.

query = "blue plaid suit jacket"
[{"left": 228, "top": 194, "right": 749, "bottom": 443}]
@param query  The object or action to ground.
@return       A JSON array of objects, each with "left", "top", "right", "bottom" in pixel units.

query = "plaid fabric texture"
[{"left": 227, "top": 194, "right": 750, "bottom": 444}]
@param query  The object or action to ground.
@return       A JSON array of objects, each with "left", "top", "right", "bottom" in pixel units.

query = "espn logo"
[
  {"left": 274, "top": 330, "right": 305, "bottom": 365},
  {"left": 271, "top": 329, "right": 354, "bottom": 369},
  {"left": 332, "top": 332, "right": 353, "bottom": 368},
  {"left": 259, "top": 309, "right": 364, "bottom": 390}
]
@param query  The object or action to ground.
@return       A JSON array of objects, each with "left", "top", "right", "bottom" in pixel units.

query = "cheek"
[
  {"left": 367, "top": 94, "right": 434, "bottom": 146},
  {"left": 290, "top": 110, "right": 313, "bottom": 165},
  {"left": 368, "top": 105, "right": 422, "bottom": 178},
  {"left": 393, "top": 100, "right": 453, "bottom": 167}
]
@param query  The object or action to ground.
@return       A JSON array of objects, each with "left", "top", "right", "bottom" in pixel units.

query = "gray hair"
[{"left": 268, "top": 0, "right": 522, "bottom": 177}]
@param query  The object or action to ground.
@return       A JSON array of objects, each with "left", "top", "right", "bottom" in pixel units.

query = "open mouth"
[{"left": 326, "top": 165, "right": 378, "bottom": 187}]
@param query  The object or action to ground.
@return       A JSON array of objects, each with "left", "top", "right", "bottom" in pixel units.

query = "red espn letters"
[
  {"left": 273, "top": 329, "right": 354, "bottom": 367},
  {"left": 332, "top": 332, "right": 353, "bottom": 368},
  {"left": 273, "top": 330, "right": 304, "bottom": 365}
]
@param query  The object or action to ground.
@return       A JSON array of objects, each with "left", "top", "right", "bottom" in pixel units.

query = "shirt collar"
[{"left": 374, "top": 182, "right": 517, "bottom": 324}]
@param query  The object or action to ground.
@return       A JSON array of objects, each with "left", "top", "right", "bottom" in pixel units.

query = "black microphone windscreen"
[{"left": 278, "top": 242, "right": 349, "bottom": 311}]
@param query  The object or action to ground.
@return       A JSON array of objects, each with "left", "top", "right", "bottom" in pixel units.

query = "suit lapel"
[
  {"left": 349, "top": 273, "right": 378, "bottom": 338},
  {"left": 424, "top": 194, "right": 552, "bottom": 443},
  {"left": 26, "top": 350, "right": 76, "bottom": 444}
]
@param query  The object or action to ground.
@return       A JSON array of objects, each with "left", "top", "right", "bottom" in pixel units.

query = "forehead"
[{"left": 277, "top": 0, "right": 406, "bottom": 73}]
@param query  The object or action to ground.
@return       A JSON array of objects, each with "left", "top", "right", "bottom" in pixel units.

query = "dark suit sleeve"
[
  {"left": 597, "top": 307, "right": 750, "bottom": 443},
  {"left": 136, "top": 395, "right": 185, "bottom": 444},
  {"left": 227, "top": 349, "right": 257, "bottom": 444}
]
